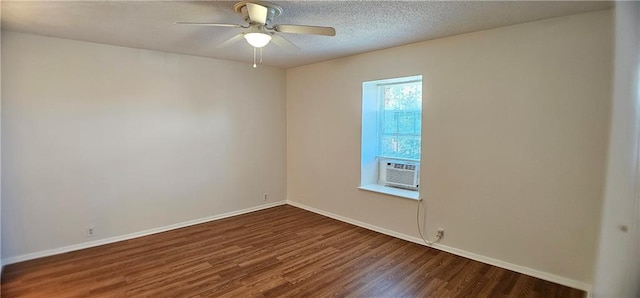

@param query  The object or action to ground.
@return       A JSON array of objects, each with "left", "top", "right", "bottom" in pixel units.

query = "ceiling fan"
[{"left": 176, "top": 1, "right": 336, "bottom": 67}]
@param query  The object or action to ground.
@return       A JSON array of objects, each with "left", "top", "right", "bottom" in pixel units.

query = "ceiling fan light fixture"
[{"left": 244, "top": 32, "right": 271, "bottom": 48}]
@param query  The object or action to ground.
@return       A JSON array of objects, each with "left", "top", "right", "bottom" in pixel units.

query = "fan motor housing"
[{"left": 233, "top": 1, "right": 282, "bottom": 25}]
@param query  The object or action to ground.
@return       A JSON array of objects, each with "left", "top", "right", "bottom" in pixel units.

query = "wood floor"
[{"left": 2, "top": 205, "right": 584, "bottom": 297}]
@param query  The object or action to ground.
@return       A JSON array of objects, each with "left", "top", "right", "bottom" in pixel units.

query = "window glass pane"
[
  {"left": 382, "top": 111, "right": 421, "bottom": 135},
  {"left": 380, "top": 135, "right": 421, "bottom": 160},
  {"left": 382, "top": 110, "right": 397, "bottom": 134},
  {"left": 397, "top": 111, "right": 418, "bottom": 134},
  {"left": 382, "top": 83, "right": 422, "bottom": 111}
]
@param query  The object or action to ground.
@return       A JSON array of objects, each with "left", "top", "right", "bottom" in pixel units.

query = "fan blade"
[
  {"left": 270, "top": 34, "right": 300, "bottom": 52},
  {"left": 217, "top": 33, "right": 245, "bottom": 48},
  {"left": 175, "top": 22, "right": 243, "bottom": 28},
  {"left": 274, "top": 24, "right": 336, "bottom": 36},
  {"left": 246, "top": 3, "right": 268, "bottom": 25}
]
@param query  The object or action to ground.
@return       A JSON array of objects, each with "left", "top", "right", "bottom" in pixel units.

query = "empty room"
[{"left": 1, "top": 1, "right": 638, "bottom": 297}]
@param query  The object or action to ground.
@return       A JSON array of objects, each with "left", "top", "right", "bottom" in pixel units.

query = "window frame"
[{"left": 376, "top": 80, "right": 423, "bottom": 162}]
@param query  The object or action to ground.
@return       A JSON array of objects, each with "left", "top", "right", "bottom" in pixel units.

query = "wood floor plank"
[{"left": 1, "top": 205, "right": 585, "bottom": 297}]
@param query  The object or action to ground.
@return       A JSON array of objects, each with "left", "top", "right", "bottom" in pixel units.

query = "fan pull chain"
[{"left": 253, "top": 47, "right": 257, "bottom": 68}]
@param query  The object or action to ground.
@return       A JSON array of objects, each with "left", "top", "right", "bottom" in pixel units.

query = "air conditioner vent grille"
[
  {"left": 387, "top": 168, "right": 416, "bottom": 186},
  {"left": 379, "top": 160, "right": 420, "bottom": 190}
]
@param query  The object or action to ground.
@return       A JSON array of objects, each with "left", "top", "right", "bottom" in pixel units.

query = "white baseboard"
[
  {"left": 286, "top": 200, "right": 592, "bottom": 295},
  {"left": 2, "top": 201, "right": 287, "bottom": 265}
]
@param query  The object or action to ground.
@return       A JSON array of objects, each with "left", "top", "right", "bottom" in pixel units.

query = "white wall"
[
  {"left": 1, "top": 32, "right": 287, "bottom": 261},
  {"left": 594, "top": 2, "right": 640, "bottom": 297},
  {"left": 287, "top": 10, "right": 612, "bottom": 288}
]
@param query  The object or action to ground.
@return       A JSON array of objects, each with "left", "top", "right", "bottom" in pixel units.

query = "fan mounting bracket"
[{"left": 233, "top": 1, "right": 283, "bottom": 25}]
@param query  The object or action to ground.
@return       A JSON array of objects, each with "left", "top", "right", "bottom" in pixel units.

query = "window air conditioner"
[{"left": 379, "top": 160, "right": 420, "bottom": 190}]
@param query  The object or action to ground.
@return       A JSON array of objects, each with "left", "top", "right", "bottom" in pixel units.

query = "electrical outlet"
[
  {"left": 263, "top": 194, "right": 268, "bottom": 201},
  {"left": 87, "top": 227, "right": 95, "bottom": 237},
  {"left": 436, "top": 228, "right": 445, "bottom": 239}
]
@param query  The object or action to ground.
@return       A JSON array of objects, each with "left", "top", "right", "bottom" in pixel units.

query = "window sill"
[{"left": 358, "top": 184, "right": 420, "bottom": 201}]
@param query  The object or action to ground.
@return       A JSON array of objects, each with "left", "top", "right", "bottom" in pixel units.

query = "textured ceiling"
[{"left": 1, "top": 1, "right": 612, "bottom": 68}]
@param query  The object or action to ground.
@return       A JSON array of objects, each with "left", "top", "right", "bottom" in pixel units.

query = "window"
[
  {"left": 378, "top": 81, "right": 422, "bottom": 160},
  {"left": 360, "top": 75, "right": 422, "bottom": 200}
]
